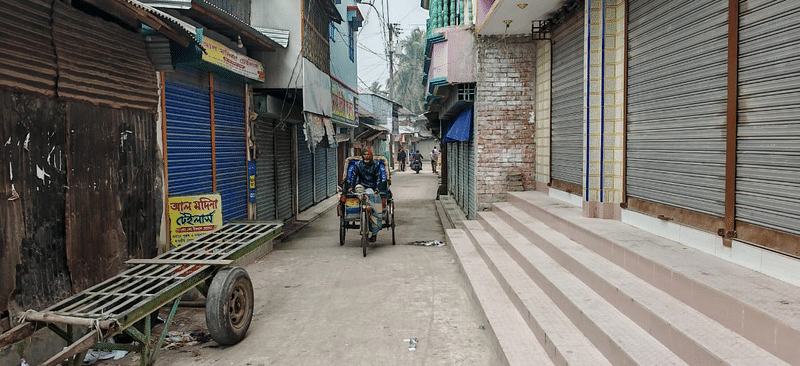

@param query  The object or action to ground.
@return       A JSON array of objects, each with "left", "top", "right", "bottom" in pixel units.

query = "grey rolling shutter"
[
  {"left": 256, "top": 119, "right": 276, "bottom": 220},
  {"left": 164, "top": 66, "right": 212, "bottom": 196},
  {"left": 213, "top": 77, "right": 247, "bottom": 221},
  {"left": 297, "top": 124, "right": 314, "bottom": 211},
  {"left": 737, "top": 1, "right": 800, "bottom": 235},
  {"left": 327, "top": 147, "right": 338, "bottom": 196},
  {"left": 550, "top": 7, "right": 585, "bottom": 187},
  {"left": 626, "top": 0, "right": 728, "bottom": 217},
  {"left": 468, "top": 139, "right": 476, "bottom": 220},
  {"left": 314, "top": 145, "right": 327, "bottom": 203},
  {"left": 275, "top": 123, "right": 293, "bottom": 221}
]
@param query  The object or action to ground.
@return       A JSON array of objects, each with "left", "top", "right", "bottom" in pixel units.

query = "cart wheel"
[
  {"left": 339, "top": 215, "right": 346, "bottom": 246},
  {"left": 206, "top": 267, "right": 253, "bottom": 345},
  {"left": 361, "top": 208, "right": 369, "bottom": 257},
  {"left": 391, "top": 204, "right": 396, "bottom": 246}
]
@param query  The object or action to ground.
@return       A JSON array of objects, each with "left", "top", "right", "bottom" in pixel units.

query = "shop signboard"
[{"left": 168, "top": 193, "right": 223, "bottom": 248}]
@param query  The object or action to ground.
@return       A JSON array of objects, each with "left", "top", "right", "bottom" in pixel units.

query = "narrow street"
[{"left": 103, "top": 165, "right": 496, "bottom": 366}]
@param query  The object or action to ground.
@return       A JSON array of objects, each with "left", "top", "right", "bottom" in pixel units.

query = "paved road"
[{"left": 103, "top": 166, "right": 496, "bottom": 366}]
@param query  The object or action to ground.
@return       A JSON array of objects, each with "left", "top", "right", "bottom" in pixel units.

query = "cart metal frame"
[{"left": 0, "top": 222, "right": 282, "bottom": 366}]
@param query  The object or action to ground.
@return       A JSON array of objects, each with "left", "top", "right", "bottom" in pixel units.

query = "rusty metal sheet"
[
  {"left": 52, "top": 1, "right": 158, "bottom": 111},
  {"left": 66, "top": 103, "right": 163, "bottom": 293},
  {"left": 0, "top": 90, "right": 71, "bottom": 315},
  {"left": 0, "top": 0, "right": 58, "bottom": 96}
]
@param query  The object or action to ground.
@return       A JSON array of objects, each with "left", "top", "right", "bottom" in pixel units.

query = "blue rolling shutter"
[
  {"left": 297, "top": 125, "right": 314, "bottom": 211},
  {"left": 256, "top": 119, "right": 276, "bottom": 220},
  {"left": 314, "top": 145, "right": 327, "bottom": 203},
  {"left": 165, "top": 66, "right": 212, "bottom": 196},
  {"left": 213, "top": 77, "right": 247, "bottom": 221},
  {"left": 327, "top": 147, "right": 337, "bottom": 196}
]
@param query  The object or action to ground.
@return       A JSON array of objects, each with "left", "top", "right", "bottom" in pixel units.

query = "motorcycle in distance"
[{"left": 410, "top": 159, "right": 422, "bottom": 174}]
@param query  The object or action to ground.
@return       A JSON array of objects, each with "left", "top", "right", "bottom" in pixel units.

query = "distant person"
[
  {"left": 398, "top": 148, "right": 407, "bottom": 171},
  {"left": 430, "top": 147, "right": 439, "bottom": 173}
]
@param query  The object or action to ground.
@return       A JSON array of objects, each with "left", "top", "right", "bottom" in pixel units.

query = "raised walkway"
[{"left": 436, "top": 192, "right": 800, "bottom": 366}]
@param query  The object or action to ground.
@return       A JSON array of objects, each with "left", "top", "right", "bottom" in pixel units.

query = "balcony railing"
[{"left": 426, "top": 0, "right": 472, "bottom": 33}]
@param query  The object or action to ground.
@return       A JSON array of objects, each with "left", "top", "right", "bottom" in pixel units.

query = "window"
[
  {"left": 330, "top": 23, "right": 335, "bottom": 42},
  {"left": 348, "top": 24, "right": 355, "bottom": 61}
]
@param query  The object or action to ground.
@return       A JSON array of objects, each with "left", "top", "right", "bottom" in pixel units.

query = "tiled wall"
[
  {"left": 586, "top": 0, "right": 626, "bottom": 203},
  {"left": 535, "top": 40, "right": 551, "bottom": 186}
]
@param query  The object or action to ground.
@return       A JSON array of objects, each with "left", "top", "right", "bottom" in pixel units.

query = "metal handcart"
[
  {"left": 0, "top": 222, "right": 281, "bottom": 366},
  {"left": 337, "top": 156, "right": 396, "bottom": 257}
]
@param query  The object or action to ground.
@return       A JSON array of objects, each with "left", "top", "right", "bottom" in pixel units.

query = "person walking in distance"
[
  {"left": 430, "top": 147, "right": 439, "bottom": 174},
  {"left": 398, "top": 148, "right": 407, "bottom": 171}
]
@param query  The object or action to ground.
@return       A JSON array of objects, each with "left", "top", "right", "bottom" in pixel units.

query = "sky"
[{"left": 356, "top": 0, "right": 429, "bottom": 93}]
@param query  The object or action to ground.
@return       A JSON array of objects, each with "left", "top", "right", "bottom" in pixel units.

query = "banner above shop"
[
  {"left": 171, "top": 31, "right": 265, "bottom": 83},
  {"left": 331, "top": 79, "right": 358, "bottom": 127},
  {"left": 202, "top": 36, "right": 265, "bottom": 82}
]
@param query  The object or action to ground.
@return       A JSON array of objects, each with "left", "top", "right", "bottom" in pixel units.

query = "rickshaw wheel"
[
  {"left": 339, "top": 215, "right": 346, "bottom": 246},
  {"left": 391, "top": 201, "right": 396, "bottom": 245},
  {"left": 206, "top": 267, "right": 253, "bottom": 346},
  {"left": 361, "top": 207, "right": 369, "bottom": 257}
]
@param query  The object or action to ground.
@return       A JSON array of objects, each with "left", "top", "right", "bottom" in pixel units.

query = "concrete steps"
[{"left": 444, "top": 190, "right": 800, "bottom": 365}]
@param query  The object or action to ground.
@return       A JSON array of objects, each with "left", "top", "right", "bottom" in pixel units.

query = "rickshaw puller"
[{"left": 347, "top": 147, "right": 385, "bottom": 242}]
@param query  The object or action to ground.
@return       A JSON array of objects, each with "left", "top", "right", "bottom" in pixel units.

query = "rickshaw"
[{"left": 337, "top": 155, "right": 396, "bottom": 256}]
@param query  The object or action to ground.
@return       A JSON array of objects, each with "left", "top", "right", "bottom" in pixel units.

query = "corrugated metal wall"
[
  {"left": 314, "top": 145, "right": 327, "bottom": 203},
  {"left": 213, "top": 77, "right": 247, "bottom": 221},
  {"left": 627, "top": 0, "right": 728, "bottom": 217},
  {"left": 0, "top": 0, "right": 57, "bottom": 97},
  {"left": 275, "top": 123, "right": 294, "bottom": 220},
  {"left": 52, "top": 1, "right": 158, "bottom": 111},
  {"left": 1, "top": 91, "right": 70, "bottom": 311},
  {"left": 256, "top": 119, "right": 276, "bottom": 220},
  {"left": 66, "top": 104, "right": 161, "bottom": 292},
  {"left": 297, "top": 125, "right": 314, "bottom": 211},
  {"left": 737, "top": 0, "right": 800, "bottom": 235},
  {"left": 468, "top": 139, "right": 476, "bottom": 219},
  {"left": 165, "top": 66, "right": 213, "bottom": 196}
]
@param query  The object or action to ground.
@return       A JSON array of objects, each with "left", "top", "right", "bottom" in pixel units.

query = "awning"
[
  {"left": 444, "top": 108, "right": 472, "bottom": 142},
  {"left": 85, "top": 0, "right": 202, "bottom": 48},
  {"left": 355, "top": 123, "right": 389, "bottom": 142}
]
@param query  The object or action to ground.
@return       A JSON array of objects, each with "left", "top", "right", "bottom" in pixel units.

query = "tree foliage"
[{"left": 388, "top": 28, "right": 425, "bottom": 115}]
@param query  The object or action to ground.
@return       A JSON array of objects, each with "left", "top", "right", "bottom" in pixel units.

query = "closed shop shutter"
[
  {"left": 213, "top": 77, "right": 247, "bottom": 221},
  {"left": 275, "top": 123, "right": 293, "bottom": 221},
  {"left": 256, "top": 119, "right": 276, "bottom": 220},
  {"left": 550, "top": 7, "right": 585, "bottom": 187},
  {"left": 314, "top": 145, "right": 327, "bottom": 203},
  {"left": 327, "top": 147, "right": 338, "bottom": 196},
  {"left": 627, "top": 0, "right": 728, "bottom": 216},
  {"left": 165, "top": 66, "right": 212, "bottom": 196},
  {"left": 468, "top": 139, "right": 476, "bottom": 219},
  {"left": 737, "top": 1, "right": 800, "bottom": 235},
  {"left": 297, "top": 125, "right": 314, "bottom": 211},
  {"left": 459, "top": 141, "right": 467, "bottom": 212}
]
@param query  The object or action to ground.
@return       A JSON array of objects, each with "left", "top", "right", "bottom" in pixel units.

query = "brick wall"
[{"left": 475, "top": 35, "right": 537, "bottom": 210}]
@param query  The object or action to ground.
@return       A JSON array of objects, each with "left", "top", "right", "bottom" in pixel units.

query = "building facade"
[{"left": 422, "top": 0, "right": 800, "bottom": 284}]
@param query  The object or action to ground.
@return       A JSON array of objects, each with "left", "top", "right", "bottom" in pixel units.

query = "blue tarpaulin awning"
[{"left": 444, "top": 108, "right": 472, "bottom": 142}]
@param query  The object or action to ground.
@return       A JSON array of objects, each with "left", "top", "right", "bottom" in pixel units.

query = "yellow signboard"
[
  {"left": 201, "top": 37, "right": 265, "bottom": 82},
  {"left": 168, "top": 193, "right": 223, "bottom": 248}
]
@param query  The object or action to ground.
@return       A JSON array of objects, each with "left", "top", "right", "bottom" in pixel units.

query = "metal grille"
[
  {"left": 314, "top": 145, "right": 327, "bottom": 203},
  {"left": 627, "top": 0, "right": 728, "bottom": 217},
  {"left": 44, "top": 223, "right": 281, "bottom": 329},
  {"left": 275, "top": 123, "right": 293, "bottom": 221},
  {"left": 297, "top": 125, "right": 314, "bottom": 211},
  {"left": 165, "top": 66, "right": 213, "bottom": 196},
  {"left": 256, "top": 119, "right": 276, "bottom": 220},
  {"left": 550, "top": 8, "right": 585, "bottom": 187},
  {"left": 737, "top": 0, "right": 800, "bottom": 235}
]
